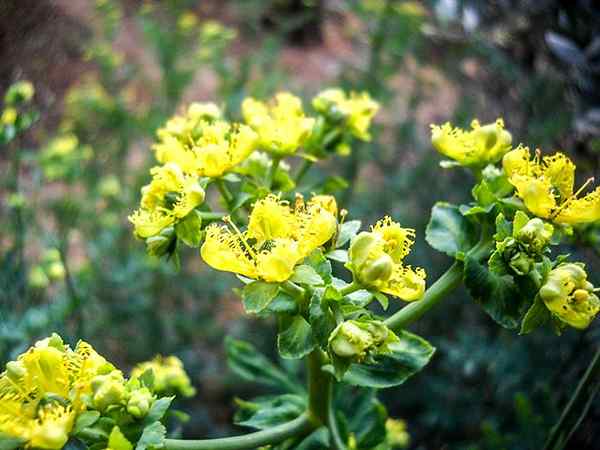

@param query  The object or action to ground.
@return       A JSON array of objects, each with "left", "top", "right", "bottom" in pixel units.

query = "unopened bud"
[
  {"left": 91, "top": 371, "right": 127, "bottom": 411},
  {"left": 126, "top": 387, "right": 154, "bottom": 418}
]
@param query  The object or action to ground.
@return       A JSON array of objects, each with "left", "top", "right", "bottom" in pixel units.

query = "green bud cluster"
[{"left": 328, "top": 319, "right": 397, "bottom": 364}]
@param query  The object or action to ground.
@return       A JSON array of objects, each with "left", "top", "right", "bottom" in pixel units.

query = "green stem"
[
  {"left": 327, "top": 383, "right": 347, "bottom": 450},
  {"left": 282, "top": 281, "right": 306, "bottom": 300},
  {"left": 295, "top": 160, "right": 313, "bottom": 185},
  {"left": 544, "top": 347, "right": 600, "bottom": 450},
  {"left": 340, "top": 281, "right": 361, "bottom": 296},
  {"left": 216, "top": 179, "right": 234, "bottom": 206},
  {"left": 307, "top": 350, "right": 330, "bottom": 426},
  {"left": 385, "top": 238, "right": 493, "bottom": 332},
  {"left": 197, "top": 211, "right": 227, "bottom": 221},
  {"left": 268, "top": 156, "right": 282, "bottom": 189},
  {"left": 164, "top": 413, "right": 313, "bottom": 450},
  {"left": 384, "top": 261, "right": 463, "bottom": 331}
]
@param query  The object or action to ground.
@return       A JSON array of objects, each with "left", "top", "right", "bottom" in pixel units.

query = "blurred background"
[{"left": 1, "top": 0, "right": 600, "bottom": 448}]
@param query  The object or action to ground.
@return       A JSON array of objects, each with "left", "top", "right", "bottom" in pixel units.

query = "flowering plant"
[{"left": 2, "top": 87, "right": 599, "bottom": 450}]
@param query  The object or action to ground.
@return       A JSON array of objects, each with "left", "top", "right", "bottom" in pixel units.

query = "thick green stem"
[
  {"left": 385, "top": 261, "right": 463, "bottom": 331},
  {"left": 327, "top": 383, "right": 347, "bottom": 450},
  {"left": 307, "top": 350, "right": 330, "bottom": 426},
  {"left": 340, "top": 281, "right": 362, "bottom": 296},
  {"left": 385, "top": 238, "right": 493, "bottom": 332},
  {"left": 544, "top": 347, "right": 600, "bottom": 450},
  {"left": 164, "top": 413, "right": 313, "bottom": 450},
  {"left": 197, "top": 211, "right": 227, "bottom": 221}
]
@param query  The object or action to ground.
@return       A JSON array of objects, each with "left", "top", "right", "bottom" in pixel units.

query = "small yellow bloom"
[
  {"left": 539, "top": 263, "right": 600, "bottom": 329},
  {"left": 242, "top": 93, "right": 315, "bottom": 155},
  {"left": 312, "top": 88, "right": 379, "bottom": 141},
  {"left": 431, "top": 119, "right": 512, "bottom": 167},
  {"left": 201, "top": 194, "right": 337, "bottom": 282},
  {"left": 129, "top": 162, "right": 205, "bottom": 238},
  {"left": 503, "top": 147, "right": 600, "bottom": 225},
  {"left": 1, "top": 107, "right": 17, "bottom": 125},
  {"left": 155, "top": 118, "right": 258, "bottom": 178},
  {"left": 0, "top": 335, "right": 116, "bottom": 449},
  {"left": 177, "top": 11, "right": 198, "bottom": 31},
  {"left": 386, "top": 418, "right": 410, "bottom": 449},
  {"left": 131, "top": 355, "right": 196, "bottom": 398},
  {"left": 348, "top": 217, "right": 425, "bottom": 301}
]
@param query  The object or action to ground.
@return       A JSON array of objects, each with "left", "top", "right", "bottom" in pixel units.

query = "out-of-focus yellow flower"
[
  {"left": 503, "top": 147, "right": 600, "bottom": 225},
  {"left": 539, "top": 263, "right": 600, "bottom": 329},
  {"left": 5, "top": 80, "right": 34, "bottom": 105},
  {"left": 386, "top": 418, "right": 410, "bottom": 449},
  {"left": 242, "top": 93, "right": 315, "bottom": 155},
  {"left": 312, "top": 89, "right": 379, "bottom": 141},
  {"left": 154, "top": 106, "right": 258, "bottom": 178},
  {"left": 129, "top": 162, "right": 205, "bottom": 238},
  {"left": 177, "top": 11, "right": 198, "bottom": 31},
  {"left": 348, "top": 217, "right": 425, "bottom": 301},
  {"left": 201, "top": 194, "right": 337, "bottom": 282},
  {"left": 2, "top": 107, "right": 17, "bottom": 125},
  {"left": 131, "top": 355, "right": 196, "bottom": 398},
  {"left": 431, "top": 119, "right": 512, "bottom": 167},
  {"left": 0, "top": 335, "right": 114, "bottom": 449}
]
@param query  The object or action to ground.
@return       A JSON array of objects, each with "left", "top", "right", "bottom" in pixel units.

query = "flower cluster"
[
  {"left": 502, "top": 146, "right": 600, "bottom": 225},
  {"left": 348, "top": 217, "right": 426, "bottom": 301},
  {"left": 1, "top": 80, "right": 37, "bottom": 145},
  {"left": 201, "top": 194, "right": 337, "bottom": 282},
  {"left": 129, "top": 163, "right": 205, "bottom": 239},
  {"left": 39, "top": 134, "right": 93, "bottom": 181},
  {"left": 27, "top": 249, "right": 66, "bottom": 289},
  {"left": 431, "top": 119, "right": 512, "bottom": 167},
  {"left": 0, "top": 334, "right": 194, "bottom": 450},
  {"left": 131, "top": 355, "right": 196, "bottom": 398}
]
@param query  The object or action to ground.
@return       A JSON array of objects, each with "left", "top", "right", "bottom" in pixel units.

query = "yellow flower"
[
  {"left": 431, "top": 119, "right": 512, "bottom": 167},
  {"left": 131, "top": 355, "right": 196, "bottom": 398},
  {"left": 1, "top": 107, "right": 17, "bottom": 125},
  {"left": 386, "top": 418, "right": 410, "bottom": 449},
  {"left": 242, "top": 92, "right": 315, "bottom": 155},
  {"left": 129, "top": 162, "right": 205, "bottom": 238},
  {"left": 312, "top": 89, "right": 379, "bottom": 141},
  {"left": 177, "top": 11, "right": 198, "bottom": 31},
  {"left": 0, "top": 335, "right": 115, "bottom": 449},
  {"left": 503, "top": 147, "right": 600, "bottom": 225},
  {"left": 348, "top": 217, "right": 425, "bottom": 301},
  {"left": 539, "top": 263, "right": 600, "bottom": 329},
  {"left": 155, "top": 118, "right": 258, "bottom": 178},
  {"left": 200, "top": 194, "right": 337, "bottom": 282}
]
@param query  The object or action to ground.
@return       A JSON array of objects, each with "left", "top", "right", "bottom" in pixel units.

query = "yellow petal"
[
  {"left": 247, "top": 195, "right": 295, "bottom": 244},
  {"left": 555, "top": 187, "right": 600, "bottom": 224},
  {"left": 256, "top": 239, "right": 302, "bottom": 283},
  {"left": 510, "top": 174, "right": 556, "bottom": 219},
  {"left": 381, "top": 265, "right": 426, "bottom": 301},
  {"left": 200, "top": 225, "right": 258, "bottom": 279},
  {"left": 128, "top": 209, "right": 174, "bottom": 238},
  {"left": 542, "top": 152, "right": 575, "bottom": 199}
]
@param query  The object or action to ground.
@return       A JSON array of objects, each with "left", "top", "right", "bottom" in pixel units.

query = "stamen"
[
  {"left": 552, "top": 177, "right": 594, "bottom": 218},
  {"left": 223, "top": 216, "right": 257, "bottom": 260}
]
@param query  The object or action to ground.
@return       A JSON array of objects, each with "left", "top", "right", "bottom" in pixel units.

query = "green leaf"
[
  {"left": 304, "top": 249, "right": 332, "bottom": 284},
  {"left": 264, "top": 291, "right": 298, "bottom": 315},
  {"left": 494, "top": 212, "right": 512, "bottom": 240},
  {"left": 290, "top": 265, "right": 323, "bottom": 286},
  {"left": 472, "top": 180, "right": 495, "bottom": 206},
  {"left": 230, "top": 192, "right": 254, "bottom": 212},
  {"left": 426, "top": 203, "right": 477, "bottom": 257},
  {"left": 309, "top": 290, "right": 336, "bottom": 348},
  {"left": 135, "top": 421, "right": 166, "bottom": 450},
  {"left": 144, "top": 397, "right": 174, "bottom": 425},
  {"left": 372, "top": 292, "right": 389, "bottom": 310},
  {"left": 294, "top": 428, "right": 330, "bottom": 450},
  {"left": 234, "top": 394, "right": 305, "bottom": 430},
  {"left": 336, "top": 330, "right": 435, "bottom": 388},
  {"left": 464, "top": 256, "right": 524, "bottom": 329},
  {"left": 520, "top": 295, "right": 551, "bottom": 335},
  {"left": 242, "top": 281, "right": 280, "bottom": 313},
  {"left": 343, "top": 390, "right": 387, "bottom": 449},
  {"left": 225, "top": 337, "right": 303, "bottom": 394},
  {"left": 512, "top": 210, "right": 530, "bottom": 236},
  {"left": 322, "top": 176, "right": 349, "bottom": 194},
  {"left": 138, "top": 368, "right": 155, "bottom": 390},
  {"left": 336, "top": 220, "right": 361, "bottom": 248},
  {"left": 108, "top": 427, "right": 133, "bottom": 450},
  {"left": 278, "top": 315, "right": 317, "bottom": 359},
  {"left": 0, "top": 434, "right": 26, "bottom": 450},
  {"left": 73, "top": 411, "right": 101, "bottom": 434},
  {"left": 174, "top": 210, "right": 202, "bottom": 247},
  {"left": 326, "top": 249, "right": 348, "bottom": 263}
]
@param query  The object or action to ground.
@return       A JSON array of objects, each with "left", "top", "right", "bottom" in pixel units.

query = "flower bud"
[
  {"left": 348, "top": 232, "right": 382, "bottom": 273},
  {"left": 540, "top": 263, "right": 600, "bottom": 329},
  {"left": 46, "top": 261, "right": 66, "bottom": 281},
  {"left": 91, "top": 371, "right": 127, "bottom": 411},
  {"left": 329, "top": 321, "right": 373, "bottom": 359},
  {"left": 509, "top": 252, "right": 531, "bottom": 276},
  {"left": 361, "top": 254, "right": 394, "bottom": 285},
  {"left": 126, "top": 387, "right": 154, "bottom": 418},
  {"left": 516, "top": 218, "right": 553, "bottom": 252},
  {"left": 28, "top": 266, "right": 50, "bottom": 289},
  {"left": 6, "top": 360, "right": 26, "bottom": 382}
]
